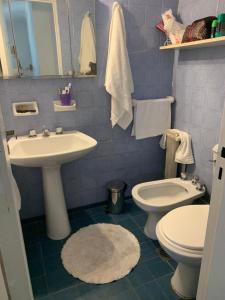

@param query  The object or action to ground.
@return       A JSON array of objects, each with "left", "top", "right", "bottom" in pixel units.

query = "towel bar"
[{"left": 132, "top": 96, "right": 175, "bottom": 107}]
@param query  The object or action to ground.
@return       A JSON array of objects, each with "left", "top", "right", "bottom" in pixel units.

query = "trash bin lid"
[{"left": 107, "top": 180, "right": 126, "bottom": 192}]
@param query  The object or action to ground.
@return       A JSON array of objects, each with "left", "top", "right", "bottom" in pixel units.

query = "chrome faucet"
[{"left": 42, "top": 126, "right": 50, "bottom": 137}]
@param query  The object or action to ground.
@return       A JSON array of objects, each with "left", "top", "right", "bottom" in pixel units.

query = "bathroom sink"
[
  {"left": 8, "top": 131, "right": 97, "bottom": 240},
  {"left": 8, "top": 131, "right": 97, "bottom": 167}
]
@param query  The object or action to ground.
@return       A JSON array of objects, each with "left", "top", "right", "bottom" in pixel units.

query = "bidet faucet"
[
  {"left": 192, "top": 175, "right": 200, "bottom": 185},
  {"left": 42, "top": 126, "right": 50, "bottom": 137},
  {"left": 196, "top": 182, "right": 206, "bottom": 192}
]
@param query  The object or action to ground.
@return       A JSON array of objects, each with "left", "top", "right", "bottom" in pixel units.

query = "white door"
[
  {"left": 0, "top": 263, "right": 9, "bottom": 300},
  {"left": 197, "top": 104, "right": 225, "bottom": 299},
  {"left": 0, "top": 105, "right": 33, "bottom": 299}
]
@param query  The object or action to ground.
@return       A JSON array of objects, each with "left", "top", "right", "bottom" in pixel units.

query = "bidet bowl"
[{"left": 132, "top": 178, "right": 205, "bottom": 239}]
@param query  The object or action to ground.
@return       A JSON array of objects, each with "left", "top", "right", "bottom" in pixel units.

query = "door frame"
[
  {"left": 197, "top": 106, "right": 225, "bottom": 300},
  {"left": 0, "top": 105, "right": 33, "bottom": 300}
]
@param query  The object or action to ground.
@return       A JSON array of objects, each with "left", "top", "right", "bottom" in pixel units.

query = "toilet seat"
[
  {"left": 160, "top": 205, "right": 209, "bottom": 251},
  {"left": 157, "top": 220, "right": 203, "bottom": 259}
]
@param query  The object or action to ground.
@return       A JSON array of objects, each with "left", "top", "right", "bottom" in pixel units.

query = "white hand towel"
[
  {"left": 160, "top": 129, "right": 194, "bottom": 165},
  {"left": 79, "top": 12, "right": 96, "bottom": 75},
  {"left": 175, "top": 131, "right": 194, "bottom": 164},
  {"left": 105, "top": 2, "right": 134, "bottom": 130},
  {"left": 132, "top": 98, "right": 172, "bottom": 140},
  {"left": 159, "top": 129, "right": 180, "bottom": 149}
]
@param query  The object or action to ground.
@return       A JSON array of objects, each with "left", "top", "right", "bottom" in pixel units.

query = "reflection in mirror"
[
  {"left": 0, "top": 0, "right": 96, "bottom": 78},
  {"left": 9, "top": 0, "right": 64, "bottom": 77},
  {"left": 68, "top": 0, "right": 96, "bottom": 77},
  {"left": 0, "top": 0, "right": 19, "bottom": 77}
]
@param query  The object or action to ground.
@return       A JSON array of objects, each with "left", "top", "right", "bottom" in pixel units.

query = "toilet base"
[
  {"left": 171, "top": 262, "right": 200, "bottom": 299},
  {"left": 144, "top": 212, "right": 164, "bottom": 240}
]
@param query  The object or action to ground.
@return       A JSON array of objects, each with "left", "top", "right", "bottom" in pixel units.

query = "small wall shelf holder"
[
  {"left": 160, "top": 36, "right": 225, "bottom": 50},
  {"left": 53, "top": 100, "right": 76, "bottom": 112},
  {"left": 12, "top": 101, "right": 39, "bottom": 116}
]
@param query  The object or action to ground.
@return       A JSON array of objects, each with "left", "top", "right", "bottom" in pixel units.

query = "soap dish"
[{"left": 53, "top": 100, "right": 76, "bottom": 112}]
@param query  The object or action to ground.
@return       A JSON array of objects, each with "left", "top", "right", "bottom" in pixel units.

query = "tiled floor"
[{"left": 22, "top": 199, "right": 181, "bottom": 300}]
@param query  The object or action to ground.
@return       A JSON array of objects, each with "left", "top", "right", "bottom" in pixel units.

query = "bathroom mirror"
[{"left": 0, "top": 0, "right": 96, "bottom": 78}]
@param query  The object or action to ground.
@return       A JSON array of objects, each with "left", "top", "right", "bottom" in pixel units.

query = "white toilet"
[
  {"left": 132, "top": 178, "right": 205, "bottom": 239},
  {"left": 155, "top": 145, "right": 218, "bottom": 299},
  {"left": 156, "top": 205, "right": 209, "bottom": 299}
]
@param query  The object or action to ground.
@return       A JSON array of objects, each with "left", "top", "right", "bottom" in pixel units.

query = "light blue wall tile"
[
  {"left": 174, "top": 0, "right": 225, "bottom": 193},
  {"left": 0, "top": 0, "right": 177, "bottom": 218}
]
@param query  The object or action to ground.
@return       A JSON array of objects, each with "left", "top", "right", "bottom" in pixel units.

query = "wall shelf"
[
  {"left": 53, "top": 100, "right": 76, "bottom": 112},
  {"left": 160, "top": 36, "right": 225, "bottom": 50}
]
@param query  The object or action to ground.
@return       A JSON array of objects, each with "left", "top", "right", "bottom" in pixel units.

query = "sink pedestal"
[{"left": 42, "top": 166, "right": 71, "bottom": 240}]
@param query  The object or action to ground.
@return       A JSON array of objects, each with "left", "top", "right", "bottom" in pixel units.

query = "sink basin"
[
  {"left": 8, "top": 131, "right": 97, "bottom": 167},
  {"left": 8, "top": 131, "right": 97, "bottom": 240}
]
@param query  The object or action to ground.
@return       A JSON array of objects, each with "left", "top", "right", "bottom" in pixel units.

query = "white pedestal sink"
[{"left": 8, "top": 131, "right": 97, "bottom": 240}]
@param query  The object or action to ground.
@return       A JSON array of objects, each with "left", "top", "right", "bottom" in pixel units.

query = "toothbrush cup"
[{"left": 60, "top": 93, "right": 72, "bottom": 106}]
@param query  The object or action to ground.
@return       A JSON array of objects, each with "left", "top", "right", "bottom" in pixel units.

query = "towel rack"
[{"left": 132, "top": 96, "right": 175, "bottom": 107}]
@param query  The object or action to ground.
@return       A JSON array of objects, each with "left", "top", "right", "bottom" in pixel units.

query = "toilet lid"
[{"left": 161, "top": 205, "right": 209, "bottom": 251}]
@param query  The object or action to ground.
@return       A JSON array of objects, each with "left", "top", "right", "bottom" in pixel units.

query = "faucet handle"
[
  {"left": 28, "top": 129, "right": 37, "bottom": 138},
  {"left": 192, "top": 175, "right": 200, "bottom": 185},
  {"left": 42, "top": 125, "right": 50, "bottom": 137},
  {"left": 55, "top": 127, "right": 63, "bottom": 135}
]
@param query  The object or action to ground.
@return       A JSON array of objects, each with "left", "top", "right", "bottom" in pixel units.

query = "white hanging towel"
[
  {"left": 105, "top": 2, "right": 134, "bottom": 129},
  {"left": 79, "top": 12, "right": 96, "bottom": 75},
  {"left": 160, "top": 129, "right": 194, "bottom": 164},
  {"left": 160, "top": 129, "right": 180, "bottom": 149},
  {"left": 132, "top": 98, "right": 173, "bottom": 140}
]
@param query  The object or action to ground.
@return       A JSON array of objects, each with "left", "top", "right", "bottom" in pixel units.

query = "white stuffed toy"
[{"left": 162, "top": 9, "right": 186, "bottom": 44}]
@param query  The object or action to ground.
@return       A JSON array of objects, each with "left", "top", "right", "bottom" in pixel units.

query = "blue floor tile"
[
  {"left": 31, "top": 276, "right": 48, "bottom": 298},
  {"left": 127, "top": 261, "right": 154, "bottom": 287},
  {"left": 111, "top": 212, "right": 130, "bottom": 223},
  {"left": 70, "top": 213, "right": 94, "bottom": 231},
  {"left": 40, "top": 237, "right": 65, "bottom": 258},
  {"left": 49, "top": 283, "right": 97, "bottom": 300},
  {"left": 135, "top": 280, "right": 169, "bottom": 300},
  {"left": 126, "top": 201, "right": 144, "bottom": 217},
  {"left": 22, "top": 222, "right": 39, "bottom": 244},
  {"left": 146, "top": 257, "right": 173, "bottom": 279},
  {"left": 91, "top": 214, "right": 115, "bottom": 224},
  {"left": 86, "top": 205, "right": 107, "bottom": 217},
  {"left": 46, "top": 265, "right": 81, "bottom": 293},
  {"left": 25, "top": 242, "right": 42, "bottom": 260},
  {"left": 28, "top": 257, "right": 45, "bottom": 279},
  {"left": 110, "top": 288, "right": 139, "bottom": 300},
  {"left": 131, "top": 213, "right": 147, "bottom": 228},
  {"left": 139, "top": 240, "right": 158, "bottom": 264},
  {"left": 50, "top": 278, "right": 131, "bottom": 300},
  {"left": 118, "top": 218, "right": 148, "bottom": 243},
  {"left": 156, "top": 274, "right": 180, "bottom": 300}
]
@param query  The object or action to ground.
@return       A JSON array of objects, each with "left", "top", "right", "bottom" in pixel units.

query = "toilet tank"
[{"left": 212, "top": 144, "right": 219, "bottom": 175}]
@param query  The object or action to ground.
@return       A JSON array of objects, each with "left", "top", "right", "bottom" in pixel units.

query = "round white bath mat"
[{"left": 61, "top": 223, "right": 140, "bottom": 284}]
